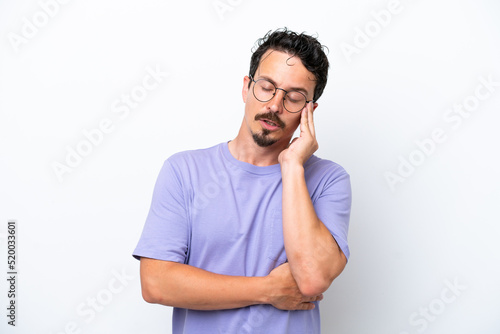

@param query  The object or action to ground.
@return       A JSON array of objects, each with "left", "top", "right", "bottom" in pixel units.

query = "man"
[{"left": 133, "top": 28, "right": 351, "bottom": 334}]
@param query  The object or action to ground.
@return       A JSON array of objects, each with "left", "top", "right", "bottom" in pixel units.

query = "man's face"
[{"left": 242, "top": 50, "right": 318, "bottom": 148}]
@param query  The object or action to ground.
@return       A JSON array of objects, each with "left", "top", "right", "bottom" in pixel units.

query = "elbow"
[
  {"left": 297, "top": 277, "right": 333, "bottom": 298},
  {"left": 296, "top": 257, "right": 346, "bottom": 297},
  {"left": 141, "top": 279, "right": 176, "bottom": 306},
  {"left": 139, "top": 259, "right": 174, "bottom": 306},
  {"left": 142, "top": 292, "right": 156, "bottom": 304},
  {"left": 141, "top": 279, "right": 162, "bottom": 304}
]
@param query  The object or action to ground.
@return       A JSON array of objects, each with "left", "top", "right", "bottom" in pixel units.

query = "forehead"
[{"left": 256, "top": 50, "right": 316, "bottom": 95}]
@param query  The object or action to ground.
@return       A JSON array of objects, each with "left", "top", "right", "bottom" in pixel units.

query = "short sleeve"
[
  {"left": 314, "top": 170, "right": 352, "bottom": 261},
  {"left": 132, "top": 159, "right": 189, "bottom": 263}
]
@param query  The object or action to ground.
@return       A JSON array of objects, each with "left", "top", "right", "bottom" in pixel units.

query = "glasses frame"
[{"left": 249, "top": 76, "right": 313, "bottom": 113}]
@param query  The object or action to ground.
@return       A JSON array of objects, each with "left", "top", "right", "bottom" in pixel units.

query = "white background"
[{"left": 1, "top": 0, "right": 499, "bottom": 333}]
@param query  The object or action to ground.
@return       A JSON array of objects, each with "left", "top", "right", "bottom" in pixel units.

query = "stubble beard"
[{"left": 251, "top": 128, "right": 278, "bottom": 147}]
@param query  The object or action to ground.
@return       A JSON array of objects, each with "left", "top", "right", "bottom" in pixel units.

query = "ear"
[
  {"left": 312, "top": 102, "right": 319, "bottom": 111},
  {"left": 242, "top": 76, "right": 251, "bottom": 102}
]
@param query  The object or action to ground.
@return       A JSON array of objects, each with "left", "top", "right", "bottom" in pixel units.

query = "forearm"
[
  {"left": 140, "top": 258, "right": 269, "bottom": 310},
  {"left": 281, "top": 162, "right": 346, "bottom": 297}
]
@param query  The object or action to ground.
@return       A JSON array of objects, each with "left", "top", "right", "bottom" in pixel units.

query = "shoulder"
[
  {"left": 304, "top": 155, "right": 349, "bottom": 180},
  {"left": 155, "top": 143, "right": 224, "bottom": 188},
  {"left": 165, "top": 143, "right": 223, "bottom": 169},
  {"left": 305, "top": 156, "right": 352, "bottom": 204}
]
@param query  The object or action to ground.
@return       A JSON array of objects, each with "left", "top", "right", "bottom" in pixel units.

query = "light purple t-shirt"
[{"left": 133, "top": 142, "right": 351, "bottom": 334}]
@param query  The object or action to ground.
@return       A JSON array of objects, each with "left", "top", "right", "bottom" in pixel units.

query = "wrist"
[
  {"left": 258, "top": 274, "right": 278, "bottom": 305},
  {"left": 280, "top": 161, "right": 304, "bottom": 175}
]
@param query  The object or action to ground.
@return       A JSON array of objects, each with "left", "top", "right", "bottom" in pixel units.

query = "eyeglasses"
[{"left": 250, "top": 76, "right": 313, "bottom": 113}]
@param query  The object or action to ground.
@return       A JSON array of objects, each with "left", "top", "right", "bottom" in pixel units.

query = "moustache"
[{"left": 254, "top": 112, "right": 286, "bottom": 128}]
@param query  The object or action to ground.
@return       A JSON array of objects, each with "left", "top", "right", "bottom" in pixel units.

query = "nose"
[{"left": 267, "top": 88, "right": 286, "bottom": 113}]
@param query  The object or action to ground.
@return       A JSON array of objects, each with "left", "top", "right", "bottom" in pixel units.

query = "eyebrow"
[{"left": 255, "top": 75, "right": 311, "bottom": 97}]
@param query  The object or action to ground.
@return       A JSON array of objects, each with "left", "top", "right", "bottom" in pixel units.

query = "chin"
[{"left": 252, "top": 132, "right": 278, "bottom": 147}]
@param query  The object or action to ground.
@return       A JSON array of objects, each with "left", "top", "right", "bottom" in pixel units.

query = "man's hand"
[
  {"left": 266, "top": 262, "right": 323, "bottom": 310},
  {"left": 278, "top": 102, "right": 318, "bottom": 167}
]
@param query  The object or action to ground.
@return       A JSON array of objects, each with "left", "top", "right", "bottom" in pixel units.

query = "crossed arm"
[
  {"left": 140, "top": 258, "right": 322, "bottom": 311},
  {"left": 140, "top": 104, "right": 346, "bottom": 310}
]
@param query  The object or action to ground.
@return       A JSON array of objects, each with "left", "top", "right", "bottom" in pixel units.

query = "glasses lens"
[
  {"left": 284, "top": 91, "right": 306, "bottom": 113},
  {"left": 253, "top": 80, "right": 275, "bottom": 102}
]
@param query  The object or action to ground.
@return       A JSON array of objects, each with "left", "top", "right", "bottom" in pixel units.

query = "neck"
[{"left": 228, "top": 120, "right": 290, "bottom": 166}]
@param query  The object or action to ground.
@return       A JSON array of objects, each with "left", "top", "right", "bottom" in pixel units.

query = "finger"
[
  {"left": 300, "top": 107, "right": 311, "bottom": 137},
  {"left": 305, "top": 294, "right": 323, "bottom": 302},
  {"left": 307, "top": 102, "right": 316, "bottom": 137},
  {"left": 299, "top": 302, "right": 315, "bottom": 310}
]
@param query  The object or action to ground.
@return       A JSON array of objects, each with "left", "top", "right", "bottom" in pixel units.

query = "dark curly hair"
[{"left": 249, "top": 28, "right": 329, "bottom": 102}]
